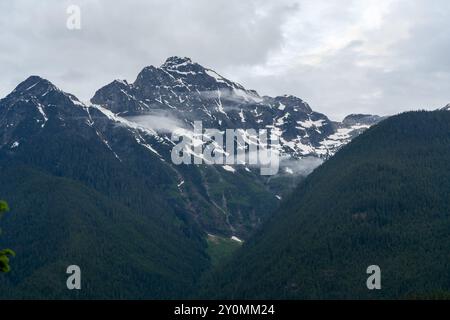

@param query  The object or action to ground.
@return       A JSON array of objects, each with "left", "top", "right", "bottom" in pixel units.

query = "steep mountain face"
[
  {"left": 201, "top": 111, "right": 450, "bottom": 299},
  {"left": 92, "top": 56, "right": 381, "bottom": 159}
]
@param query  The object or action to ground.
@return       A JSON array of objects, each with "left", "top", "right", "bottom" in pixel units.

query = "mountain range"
[
  {"left": 0, "top": 57, "right": 383, "bottom": 239},
  {"left": 0, "top": 57, "right": 384, "bottom": 298}
]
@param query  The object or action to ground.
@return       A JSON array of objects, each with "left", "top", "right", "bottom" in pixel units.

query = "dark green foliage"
[
  {"left": 0, "top": 249, "right": 15, "bottom": 273},
  {"left": 201, "top": 111, "right": 450, "bottom": 299},
  {"left": 0, "top": 200, "right": 15, "bottom": 273},
  {"left": 0, "top": 200, "right": 8, "bottom": 213},
  {"left": 0, "top": 166, "right": 209, "bottom": 299}
]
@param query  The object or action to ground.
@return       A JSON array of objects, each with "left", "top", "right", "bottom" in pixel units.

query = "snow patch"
[
  {"left": 10, "top": 141, "right": 19, "bottom": 149},
  {"left": 231, "top": 236, "right": 243, "bottom": 243},
  {"left": 35, "top": 102, "right": 48, "bottom": 127},
  {"left": 222, "top": 165, "right": 236, "bottom": 173},
  {"left": 298, "top": 119, "right": 325, "bottom": 128},
  {"left": 239, "top": 109, "right": 246, "bottom": 123}
]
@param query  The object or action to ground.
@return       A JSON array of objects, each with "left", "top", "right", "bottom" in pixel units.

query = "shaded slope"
[{"left": 0, "top": 165, "right": 209, "bottom": 299}]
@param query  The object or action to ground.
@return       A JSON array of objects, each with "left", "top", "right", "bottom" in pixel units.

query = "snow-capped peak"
[{"left": 90, "top": 57, "right": 383, "bottom": 161}]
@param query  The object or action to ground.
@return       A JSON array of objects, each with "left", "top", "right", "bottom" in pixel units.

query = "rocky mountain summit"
[{"left": 92, "top": 56, "right": 383, "bottom": 159}]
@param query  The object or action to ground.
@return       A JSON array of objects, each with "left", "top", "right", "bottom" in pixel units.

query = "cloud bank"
[{"left": 0, "top": 0, "right": 449, "bottom": 120}]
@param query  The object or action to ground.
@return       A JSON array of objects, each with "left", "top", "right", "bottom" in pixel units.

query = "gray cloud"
[{"left": 0, "top": 0, "right": 449, "bottom": 120}]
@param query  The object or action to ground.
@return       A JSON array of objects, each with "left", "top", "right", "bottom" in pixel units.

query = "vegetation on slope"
[
  {"left": 201, "top": 111, "right": 450, "bottom": 299},
  {"left": 0, "top": 165, "right": 209, "bottom": 299}
]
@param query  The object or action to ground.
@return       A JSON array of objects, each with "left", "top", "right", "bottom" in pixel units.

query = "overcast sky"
[{"left": 0, "top": 0, "right": 449, "bottom": 120}]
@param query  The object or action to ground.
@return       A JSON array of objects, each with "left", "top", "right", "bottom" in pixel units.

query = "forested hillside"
[
  {"left": 0, "top": 165, "right": 211, "bottom": 299},
  {"left": 201, "top": 111, "right": 450, "bottom": 299}
]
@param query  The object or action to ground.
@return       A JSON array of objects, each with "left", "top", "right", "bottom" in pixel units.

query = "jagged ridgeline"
[
  {"left": 200, "top": 111, "right": 450, "bottom": 299},
  {"left": 0, "top": 57, "right": 380, "bottom": 298},
  {"left": 91, "top": 56, "right": 382, "bottom": 159}
]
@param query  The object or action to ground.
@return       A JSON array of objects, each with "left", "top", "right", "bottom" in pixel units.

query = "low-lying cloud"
[
  {"left": 280, "top": 156, "right": 323, "bottom": 176},
  {"left": 128, "top": 111, "right": 187, "bottom": 133}
]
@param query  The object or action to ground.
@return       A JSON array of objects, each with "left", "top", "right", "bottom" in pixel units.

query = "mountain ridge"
[{"left": 91, "top": 56, "right": 383, "bottom": 160}]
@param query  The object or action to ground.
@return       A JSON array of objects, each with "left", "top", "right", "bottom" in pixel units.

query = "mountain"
[
  {"left": 0, "top": 74, "right": 280, "bottom": 239},
  {"left": 92, "top": 56, "right": 382, "bottom": 160},
  {"left": 0, "top": 58, "right": 382, "bottom": 298},
  {"left": 89, "top": 56, "right": 384, "bottom": 236},
  {"left": 90, "top": 56, "right": 386, "bottom": 236},
  {"left": 0, "top": 76, "right": 214, "bottom": 298},
  {"left": 0, "top": 73, "right": 279, "bottom": 298},
  {"left": 200, "top": 110, "right": 450, "bottom": 299}
]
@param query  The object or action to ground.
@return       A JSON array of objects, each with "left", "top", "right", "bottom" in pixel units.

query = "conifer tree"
[{"left": 0, "top": 200, "right": 15, "bottom": 273}]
